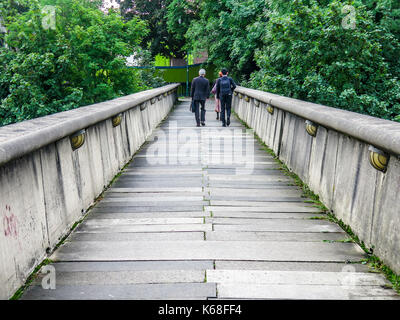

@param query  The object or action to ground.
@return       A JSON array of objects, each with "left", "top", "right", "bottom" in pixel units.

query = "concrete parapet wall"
[
  {"left": 233, "top": 87, "right": 400, "bottom": 274},
  {"left": 0, "top": 84, "right": 179, "bottom": 299}
]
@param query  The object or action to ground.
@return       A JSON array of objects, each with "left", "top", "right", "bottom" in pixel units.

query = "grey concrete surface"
[
  {"left": 206, "top": 231, "right": 346, "bottom": 242},
  {"left": 86, "top": 211, "right": 208, "bottom": 219},
  {"left": 216, "top": 283, "right": 399, "bottom": 300},
  {"left": 234, "top": 86, "right": 400, "bottom": 156},
  {"left": 207, "top": 269, "right": 389, "bottom": 286},
  {"left": 21, "top": 283, "right": 216, "bottom": 300},
  {"left": 69, "top": 232, "right": 206, "bottom": 242},
  {"left": 214, "top": 261, "right": 371, "bottom": 272},
  {"left": 211, "top": 220, "right": 343, "bottom": 232},
  {"left": 205, "top": 206, "right": 321, "bottom": 213},
  {"left": 15, "top": 99, "right": 399, "bottom": 300},
  {"left": 210, "top": 212, "right": 324, "bottom": 219},
  {"left": 52, "top": 261, "right": 214, "bottom": 272},
  {"left": 33, "top": 270, "right": 206, "bottom": 285},
  {"left": 0, "top": 84, "right": 179, "bottom": 166},
  {"left": 233, "top": 88, "right": 400, "bottom": 274},
  {"left": 50, "top": 240, "right": 365, "bottom": 262},
  {"left": 75, "top": 224, "right": 212, "bottom": 233},
  {"left": 0, "top": 85, "right": 178, "bottom": 299}
]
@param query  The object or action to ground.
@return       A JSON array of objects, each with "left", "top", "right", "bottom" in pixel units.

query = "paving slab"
[
  {"left": 203, "top": 152, "right": 273, "bottom": 157},
  {"left": 52, "top": 261, "right": 214, "bottom": 272},
  {"left": 210, "top": 212, "right": 324, "bottom": 219},
  {"left": 34, "top": 270, "right": 206, "bottom": 285},
  {"left": 205, "top": 168, "right": 282, "bottom": 175},
  {"left": 22, "top": 283, "right": 217, "bottom": 300},
  {"left": 206, "top": 206, "right": 322, "bottom": 213},
  {"left": 206, "top": 164, "right": 282, "bottom": 170},
  {"left": 208, "top": 196, "right": 305, "bottom": 202},
  {"left": 207, "top": 182, "right": 297, "bottom": 188},
  {"left": 124, "top": 168, "right": 203, "bottom": 174},
  {"left": 92, "top": 206, "right": 204, "bottom": 213},
  {"left": 95, "top": 200, "right": 208, "bottom": 207},
  {"left": 214, "top": 261, "right": 370, "bottom": 272},
  {"left": 87, "top": 212, "right": 209, "bottom": 219},
  {"left": 133, "top": 155, "right": 203, "bottom": 159},
  {"left": 119, "top": 175, "right": 204, "bottom": 180},
  {"left": 205, "top": 159, "right": 276, "bottom": 164},
  {"left": 129, "top": 158, "right": 203, "bottom": 167},
  {"left": 206, "top": 270, "right": 389, "bottom": 286},
  {"left": 118, "top": 176, "right": 203, "bottom": 182},
  {"left": 101, "top": 196, "right": 205, "bottom": 202},
  {"left": 75, "top": 224, "right": 212, "bottom": 233},
  {"left": 51, "top": 241, "right": 365, "bottom": 262},
  {"left": 212, "top": 222, "right": 342, "bottom": 233},
  {"left": 109, "top": 187, "right": 203, "bottom": 193},
  {"left": 69, "top": 232, "right": 205, "bottom": 241},
  {"left": 113, "top": 181, "right": 203, "bottom": 188},
  {"left": 206, "top": 187, "right": 301, "bottom": 195},
  {"left": 83, "top": 218, "right": 204, "bottom": 226},
  {"left": 208, "top": 175, "right": 292, "bottom": 182},
  {"left": 216, "top": 283, "right": 398, "bottom": 300},
  {"left": 104, "top": 192, "right": 205, "bottom": 198},
  {"left": 206, "top": 231, "right": 346, "bottom": 242},
  {"left": 209, "top": 201, "right": 320, "bottom": 208}
]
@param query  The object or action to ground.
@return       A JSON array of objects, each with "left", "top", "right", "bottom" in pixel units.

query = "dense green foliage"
[
  {"left": 119, "top": 0, "right": 173, "bottom": 57},
  {"left": 166, "top": 0, "right": 199, "bottom": 46},
  {"left": 186, "top": 0, "right": 400, "bottom": 121},
  {"left": 187, "top": 0, "right": 266, "bottom": 78},
  {"left": 119, "top": 0, "right": 200, "bottom": 59},
  {"left": 119, "top": 0, "right": 190, "bottom": 59},
  {"left": 1, "top": 0, "right": 399, "bottom": 124},
  {"left": 0, "top": 0, "right": 160, "bottom": 126}
]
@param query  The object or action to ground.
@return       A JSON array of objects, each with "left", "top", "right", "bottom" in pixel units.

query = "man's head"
[
  {"left": 221, "top": 68, "right": 228, "bottom": 76},
  {"left": 199, "top": 69, "right": 206, "bottom": 77}
]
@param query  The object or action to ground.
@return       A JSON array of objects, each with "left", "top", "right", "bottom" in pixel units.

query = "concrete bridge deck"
[{"left": 21, "top": 99, "right": 399, "bottom": 300}]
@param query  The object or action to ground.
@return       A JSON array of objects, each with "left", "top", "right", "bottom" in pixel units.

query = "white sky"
[{"left": 103, "top": 0, "right": 120, "bottom": 10}]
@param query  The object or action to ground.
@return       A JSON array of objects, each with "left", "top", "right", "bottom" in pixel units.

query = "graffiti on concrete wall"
[{"left": 3, "top": 205, "right": 18, "bottom": 238}]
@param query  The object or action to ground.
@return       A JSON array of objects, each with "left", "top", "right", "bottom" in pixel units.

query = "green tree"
[
  {"left": 361, "top": 0, "right": 400, "bottom": 76},
  {"left": 247, "top": 0, "right": 400, "bottom": 120},
  {"left": 118, "top": 0, "right": 188, "bottom": 59},
  {"left": 0, "top": 0, "right": 31, "bottom": 45},
  {"left": 166, "top": 0, "right": 200, "bottom": 44},
  {"left": 185, "top": 0, "right": 400, "bottom": 121},
  {"left": 186, "top": 0, "right": 267, "bottom": 80},
  {"left": 0, "top": 0, "right": 31, "bottom": 24},
  {"left": 0, "top": 0, "right": 150, "bottom": 126}
]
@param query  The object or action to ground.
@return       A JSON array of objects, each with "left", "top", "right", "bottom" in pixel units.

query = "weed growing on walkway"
[{"left": 10, "top": 259, "right": 54, "bottom": 300}]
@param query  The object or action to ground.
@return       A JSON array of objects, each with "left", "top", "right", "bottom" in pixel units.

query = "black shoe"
[
  {"left": 216, "top": 112, "right": 219, "bottom": 120},
  {"left": 222, "top": 123, "right": 226, "bottom": 127},
  {"left": 201, "top": 122, "right": 205, "bottom": 126},
  {"left": 196, "top": 124, "right": 200, "bottom": 127},
  {"left": 227, "top": 118, "right": 230, "bottom": 126}
]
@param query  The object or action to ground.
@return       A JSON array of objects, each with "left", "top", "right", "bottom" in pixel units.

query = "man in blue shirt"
[{"left": 216, "top": 68, "right": 236, "bottom": 127}]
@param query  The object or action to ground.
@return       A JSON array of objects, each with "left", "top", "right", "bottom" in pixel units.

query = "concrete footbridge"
[{"left": 0, "top": 84, "right": 399, "bottom": 299}]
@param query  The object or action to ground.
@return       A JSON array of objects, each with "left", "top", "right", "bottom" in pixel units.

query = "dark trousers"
[
  {"left": 220, "top": 94, "right": 233, "bottom": 125},
  {"left": 194, "top": 100, "right": 206, "bottom": 125}
]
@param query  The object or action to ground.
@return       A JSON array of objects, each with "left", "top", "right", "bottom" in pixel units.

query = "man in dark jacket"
[
  {"left": 216, "top": 68, "right": 236, "bottom": 127},
  {"left": 191, "top": 69, "right": 210, "bottom": 127}
]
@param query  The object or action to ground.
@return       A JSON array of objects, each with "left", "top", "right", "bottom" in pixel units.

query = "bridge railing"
[
  {"left": 233, "top": 86, "right": 400, "bottom": 274},
  {"left": 0, "top": 84, "right": 179, "bottom": 299}
]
